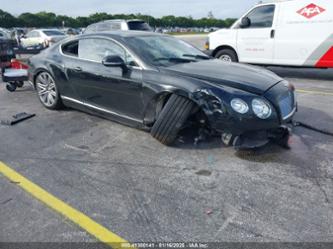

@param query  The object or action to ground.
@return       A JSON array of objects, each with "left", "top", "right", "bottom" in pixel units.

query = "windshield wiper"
[{"left": 182, "top": 54, "right": 210, "bottom": 60}]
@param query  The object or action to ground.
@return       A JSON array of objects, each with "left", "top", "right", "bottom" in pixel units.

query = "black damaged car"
[{"left": 27, "top": 31, "right": 297, "bottom": 149}]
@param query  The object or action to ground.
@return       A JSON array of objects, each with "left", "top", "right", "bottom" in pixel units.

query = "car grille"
[{"left": 278, "top": 91, "right": 295, "bottom": 120}]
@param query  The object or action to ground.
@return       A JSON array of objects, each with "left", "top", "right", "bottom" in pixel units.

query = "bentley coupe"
[{"left": 27, "top": 31, "right": 297, "bottom": 148}]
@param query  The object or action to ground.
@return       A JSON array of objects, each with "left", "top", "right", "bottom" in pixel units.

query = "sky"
[{"left": 0, "top": 0, "right": 259, "bottom": 19}]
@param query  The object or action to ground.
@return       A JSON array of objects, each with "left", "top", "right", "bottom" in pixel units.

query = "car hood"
[{"left": 161, "top": 59, "right": 282, "bottom": 94}]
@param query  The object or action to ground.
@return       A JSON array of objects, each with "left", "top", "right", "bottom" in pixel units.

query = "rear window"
[
  {"left": 127, "top": 21, "right": 152, "bottom": 31},
  {"left": 43, "top": 30, "right": 65, "bottom": 36}
]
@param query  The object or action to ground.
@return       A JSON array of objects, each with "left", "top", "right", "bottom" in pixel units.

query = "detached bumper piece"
[
  {"left": 1, "top": 112, "right": 36, "bottom": 126},
  {"left": 223, "top": 126, "right": 292, "bottom": 150}
]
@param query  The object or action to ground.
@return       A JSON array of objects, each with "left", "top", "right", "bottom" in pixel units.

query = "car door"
[
  {"left": 236, "top": 4, "right": 276, "bottom": 64},
  {"left": 67, "top": 37, "right": 144, "bottom": 121}
]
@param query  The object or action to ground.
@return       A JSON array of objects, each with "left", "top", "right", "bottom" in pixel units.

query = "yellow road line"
[
  {"left": 297, "top": 89, "right": 333, "bottom": 96},
  {"left": 0, "top": 161, "right": 130, "bottom": 249}
]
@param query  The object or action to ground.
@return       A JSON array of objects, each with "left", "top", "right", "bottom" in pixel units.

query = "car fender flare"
[{"left": 142, "top": 89, "right": 196, "bottom": 127}]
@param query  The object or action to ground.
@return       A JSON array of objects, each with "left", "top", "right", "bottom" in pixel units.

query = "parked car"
[
  {"left": 0, "top": 28, "right": 19, "bottom": 48},
  {"left": 61, "top": 28, "right": 80, "bottom": 36},
  {"left": 84, "top": 19, "right": 152, "bottom": 33},
  {"left": 207, "top": 0, "right": 333, "bottom": 68},
  {"left": 20, "top": 29, "right": 66, "bottom": 48},
  {"left": 27, "top": 31, "right": 296, "bottom": 149},
  {"left": 0, "top": 28, "right": 11, "bottom": 40}
]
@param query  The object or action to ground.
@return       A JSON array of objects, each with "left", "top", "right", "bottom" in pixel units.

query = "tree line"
[{"left": 0, "top": 9, "right": 236, "bottom": 28}]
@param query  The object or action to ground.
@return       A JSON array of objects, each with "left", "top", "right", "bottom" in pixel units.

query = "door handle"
[
  {"left": 73, "top": 66, "right": 82, "bottom": 72},
  {"left": 270, "top": 29, "right": 275, "bottom": 39}
]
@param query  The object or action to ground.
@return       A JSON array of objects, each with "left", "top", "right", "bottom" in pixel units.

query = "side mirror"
[
  {"left": 102, "top": 55, "right": 126, "bottom": 69},
  {"left": 240, "top": 17, "right": 251, "bottom": 28}
]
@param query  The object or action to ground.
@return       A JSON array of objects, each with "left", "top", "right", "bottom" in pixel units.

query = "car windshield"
[
  {"left": 43, "top": 30, "right": 65, "bottom": 36},
  {"left": 127, "top": 35, "right": 210, "bottom": 67},
  {"left": 127, "top": 21, "right": 152, "bottom": 31}
]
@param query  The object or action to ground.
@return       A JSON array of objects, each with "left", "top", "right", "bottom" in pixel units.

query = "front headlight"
[
  {"left": 231, "top": 98, "right": 249, "bottom": 114},
  {"left": 252, "top": 98, "right": 272, "bottom": 119}
]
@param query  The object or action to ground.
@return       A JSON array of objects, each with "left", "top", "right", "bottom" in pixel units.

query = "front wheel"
[
  {"left": 151, "top": 94, "right": 195, "bottom": 146},
  {"left": 215, "top": 49, "right": 238, "bottom": 62},
  {"left": 35, "top": 71, "right": 63, "bottom": 110}
]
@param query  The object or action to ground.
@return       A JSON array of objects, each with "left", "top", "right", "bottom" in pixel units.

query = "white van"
[{"left": 207, "top": 0, "right": 333, "bottom": 68}]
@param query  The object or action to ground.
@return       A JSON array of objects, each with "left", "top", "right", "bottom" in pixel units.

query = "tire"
[
  {"left": 16, "top": 81, "right": 24, "bottom": 88},
  {"left": 6, "top": 83, "right": 17, "bottom": 92},
  {"left": 35, "top": 71, "right": 63, "bottom": 110},
  {"left": 215, "top": 49, "right": 238, "bottom": 62},
  {"left": 151, "top": 94, "right": 194, "bottom": 145}
]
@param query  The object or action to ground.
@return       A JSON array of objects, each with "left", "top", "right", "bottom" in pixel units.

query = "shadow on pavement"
[
  {"left": 175, "top": 105, "right": 333, "bottom": 160},
  {"left": 235, "top": 106, "right": 333, "bottom": 163}
]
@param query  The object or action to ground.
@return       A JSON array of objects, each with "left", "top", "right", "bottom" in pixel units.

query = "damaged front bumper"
[
  {"left": 222, "top": 124, "right": 293, "bottom": 150},
  {"left": 192, "top": 80, "right": 297, "bottom": 149}
]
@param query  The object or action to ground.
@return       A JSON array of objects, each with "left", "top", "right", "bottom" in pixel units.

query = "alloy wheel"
[{"left": 36, "top": 72, "right": 58, "bottom": 107}]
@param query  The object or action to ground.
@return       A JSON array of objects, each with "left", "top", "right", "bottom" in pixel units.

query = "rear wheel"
[
  {"left": 216, "top": 49, "right": 238, "bottom": 62},
  {"left": 6, "top": 83, "right": 17, "bottom": 92},
  {"left": 151, "top": 94, "right": 195, "bottom": 145},
  {"left": 16, "top": 81, "right": 24, "bottom": 88},
  {"left": 35, "top": 71, "right": 63, "bottom": 110}
]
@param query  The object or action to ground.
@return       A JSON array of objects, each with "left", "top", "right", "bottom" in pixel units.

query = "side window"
[
  {"left": 78, "top": 38, "right": 137, "bottom": 66},
  {"left": 245, "top": 5, "right": 275, "bottom": 28},
  {"left": 62, "top": 40, "right": 79, "bottom": 57}
]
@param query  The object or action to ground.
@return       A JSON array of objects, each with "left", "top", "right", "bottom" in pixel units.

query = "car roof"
[
  {"left": 41, "top": 29, "right": 64, "bottom": 32},
  {"left": 92, "top": 19, "right": 145, "bottom": 24},
  {"left": 79, "top": 30, "right": 164, "bottom": 38},
  {"left": 29, "top": 29, "right": 62, "bottom": 32}
]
